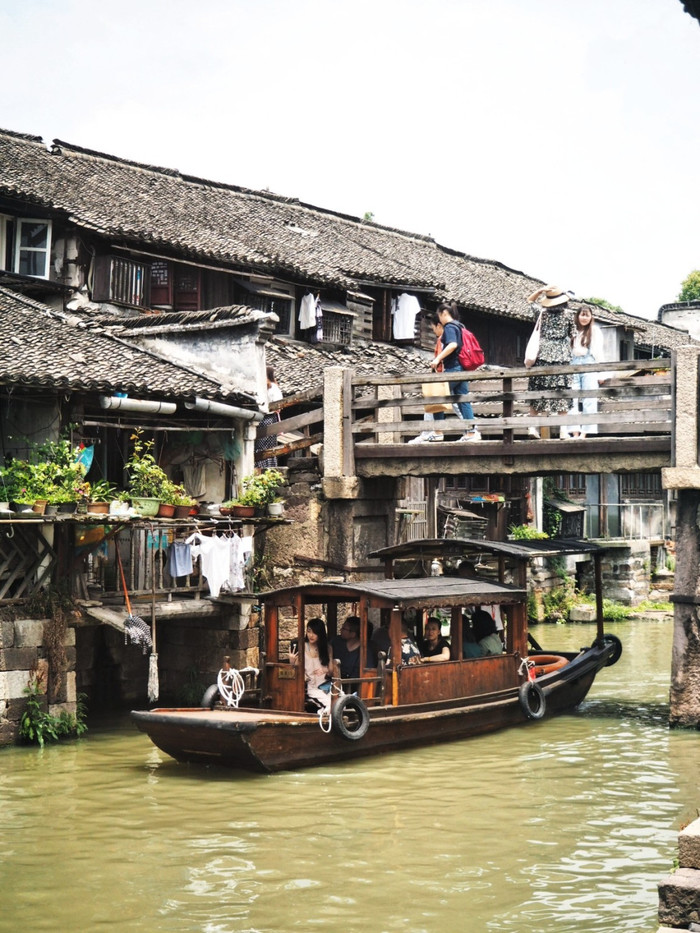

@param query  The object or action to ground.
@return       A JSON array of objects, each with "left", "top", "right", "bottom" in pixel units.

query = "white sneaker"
[
  {"left": 407, "top": 431, "right": 433, "bottom": 445},
  {"left": 456, "top": 429, "right": 481, "bottom": 442},
  {"left": 426, "top": 431, "right": 444, "bottom": 442},
  {"left": 560, "top": 429, "right": 571, "bottom": 439},
  {"left": 527, "top": 426, "right": 540, "bottom": 439}
]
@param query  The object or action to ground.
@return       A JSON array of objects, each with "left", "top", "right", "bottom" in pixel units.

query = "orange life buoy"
[{"left": 529, "top": 654, "right": 568, "bottom": 677}]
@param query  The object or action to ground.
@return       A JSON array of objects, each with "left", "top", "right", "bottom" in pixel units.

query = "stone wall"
[
  {"left": 579, "top": 539, "right": 652, "bottom": 606},
  {"left": 0, "top": 616, "right": 76, "bottom": 746},
  {"left": 657, "top": 816, "right": 700, "bottom": 931}
]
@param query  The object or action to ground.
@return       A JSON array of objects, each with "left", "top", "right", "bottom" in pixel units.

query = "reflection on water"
[{"left": 1, "top": 619, "right": 698, "bottom": 933}]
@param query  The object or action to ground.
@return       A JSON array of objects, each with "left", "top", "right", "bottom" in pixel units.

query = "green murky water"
[{"left": 1, "top": 618, "right": 698, "bottom": 932}]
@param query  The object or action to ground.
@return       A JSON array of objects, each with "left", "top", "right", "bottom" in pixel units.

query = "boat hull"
[{"left": 132, "top": 641, "right": 614, "bottom": 773}]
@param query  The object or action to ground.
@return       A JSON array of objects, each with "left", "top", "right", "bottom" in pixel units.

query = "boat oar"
[{"left": 116, "top": 542, "right": 152, "bottom": 654}]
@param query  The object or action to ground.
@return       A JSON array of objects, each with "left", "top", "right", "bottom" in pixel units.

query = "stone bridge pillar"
[
  {"left": 320, "top": 367, "right": 399, "bottom": 573},
  {"left": 662, "top": 346, "right": 700, "bottom": 727}
]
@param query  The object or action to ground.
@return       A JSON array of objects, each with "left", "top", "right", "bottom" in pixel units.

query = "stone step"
[
  {"left": 680, "top": 817, "right": 700, "bottom": 870},
  {"left": 658, "top": 868, "right": 700, "bottom": 928}
]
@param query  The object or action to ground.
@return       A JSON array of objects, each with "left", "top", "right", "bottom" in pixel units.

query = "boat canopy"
[
  {"left": 368, "top": 537, "right": 607, "bottom": 563},
  {"left": 258, "top": 577, "right": 526, "bottom": 611}
]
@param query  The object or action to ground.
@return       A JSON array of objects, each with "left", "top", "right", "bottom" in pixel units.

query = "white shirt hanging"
[{"left": 392, "top": 293, "right": 421, "bottom": 339}]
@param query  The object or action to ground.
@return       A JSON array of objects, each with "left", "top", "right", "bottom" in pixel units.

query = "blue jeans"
[
  {"left": 566, "top": 352, "right": 598, "bottom": 435},
  {"left": 433, "top": 365, "right": 474, "bottom": 424}
]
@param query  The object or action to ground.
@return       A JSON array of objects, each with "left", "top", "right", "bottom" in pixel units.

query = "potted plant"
[
  {"left": 126, "top": 430, "right": 171, "bottom": 516},
  {"left": 87, "top": 480, "right": 118, "bottom": 514},
  {"left": 230, "top": 469, "right": 285, "bottom": 516},
  {"left": 168, "top": 485, "right": 198, "bottom": 519},
  {"left": 267, "top": 497, "right": 284, "bottom": 517}
]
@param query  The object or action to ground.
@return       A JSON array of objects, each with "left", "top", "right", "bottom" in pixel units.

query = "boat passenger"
[
  {"left": 472, "top": 609, "right": 504, "bottom": 656},
  {"left": 331, "top": 615, "right": 361, "bottom": 687},
  {"left": 420, "top": 618, "right": 451, "bottom": 662},
  {"left": 290, "top": 617, "right": 334, "bottom": 711},
  {"left": 400, "top": 619, "right": 421, "bottom": 665},
  {"left": 462, "top": 613, "right": 483, "bottom": 658}
]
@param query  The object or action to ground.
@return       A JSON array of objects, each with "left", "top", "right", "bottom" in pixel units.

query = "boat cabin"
[{"left": 260, "top": 537, "right": 607, "bottom": 714}]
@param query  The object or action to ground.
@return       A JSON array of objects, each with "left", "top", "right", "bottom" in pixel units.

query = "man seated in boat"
[
  {"left": 471, "top": 608, "right": 505, "bottom": 656},
  {"left": 419, "top": 617, "right": 451, "bottom": 663},
  {"left": 331, "top": 615, "right": 361, "bottom": 689}
]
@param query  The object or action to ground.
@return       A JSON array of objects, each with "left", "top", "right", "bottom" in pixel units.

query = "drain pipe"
[
  {"left": 184, "top": 398, "right": 264, "bottom": 421},
  {"left": 99, "top": 395, "right": 177, "bottom": 414}
]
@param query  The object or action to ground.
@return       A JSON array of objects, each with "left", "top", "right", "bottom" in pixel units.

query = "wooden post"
[{"left": 594, "top": 553, "right": 604, "bottom": 641}]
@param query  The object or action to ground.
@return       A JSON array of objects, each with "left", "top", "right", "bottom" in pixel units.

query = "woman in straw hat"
[{"left": 525, "top": 286, "right": 575, "bottom": 438}]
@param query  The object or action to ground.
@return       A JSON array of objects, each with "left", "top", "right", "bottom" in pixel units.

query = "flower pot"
[
  {"left": 131, "top": 497, "right": 161, "bottom": 516},
  {"left": 231, "top": 504, "right": 255, "bottom": 519},
  {"left": 32, "top": 499, "right": 48, "bottom": 515},
  {"left": 45, "top": 504, "right": 59, "bottom": 516},
  {"left": 57, "top": 501, "right": 78, "bottom": 514},
  {"left": 267, "top": 501, "right": 284, "bottom": 517},
  {"left": 109, "top": 500, "right": 129, "bottom": 517},
  {"left": 88, "top": 501, "right": 110, "bottom": 514},
  {"left": 158, "top": 503, "right": 176, "bottom": 518},
  {"left": 174, "top": 504, "right": 195, "bottom": 519}
]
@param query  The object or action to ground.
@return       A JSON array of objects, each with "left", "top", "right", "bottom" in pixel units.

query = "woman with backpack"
[{"left": 428, "top": 303, "right": 481, "bottom": 442}]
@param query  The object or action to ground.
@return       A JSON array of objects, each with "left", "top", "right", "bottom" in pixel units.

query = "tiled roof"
[
  {"left": 86, "top": 304, "right": 272, "bottom": 336},
  {"left": 0, "top": 128, "right": 690, "bottom": 354},
  {"left": 0, "top": 129, "right": 543, "bottom": 313},
  {"left": 0, "top": 286, "right": 256, "bottom": 403},
  {"left": 267, "top": 335, "right": 437, "bottom": 396}
]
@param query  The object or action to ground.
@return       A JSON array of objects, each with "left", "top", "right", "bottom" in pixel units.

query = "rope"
[
  {"left": 216, "top": 665, "right": 259, "bottom": 708},
  {"left": 317, "top": 680, "right": 344, "bottom": 733},
  {"left": 518, "top": 657, "right": 536, "bottom": 682}
]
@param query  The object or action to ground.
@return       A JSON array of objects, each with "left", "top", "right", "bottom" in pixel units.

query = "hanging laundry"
[
  {"left": 391, "top": 293, "right": 421, "bottom": 339},
  {"left": 185, "top": 532, "right": 231, "bottom": 598},
  {"left": 299, "top": 292, "right": 317, "bottom": 329},
  {"left": 313, "top": 295, "right": 323, "bottom": 343},
  {"left": 167, "top": 541, "right": 193, "bottom": 578}
]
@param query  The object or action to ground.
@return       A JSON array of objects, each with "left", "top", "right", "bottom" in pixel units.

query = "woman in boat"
[
  {"left": 290, "top": 617, "right": 334, "bottom": 710},
  {"left": 420, "top": 618, "right": 451, "bottom": 662}
]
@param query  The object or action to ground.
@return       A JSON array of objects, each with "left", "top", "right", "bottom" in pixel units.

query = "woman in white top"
[
  {"left": 564, "top": 307, "right": 604, "bottom": 439},
  {"left": 289, "top": 617, "right": 335, "bottom": 711}
]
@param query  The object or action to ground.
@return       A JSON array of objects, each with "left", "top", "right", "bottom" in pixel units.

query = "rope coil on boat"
[{"left": 216, "top": 666, "right": 260, "bottom": 708}]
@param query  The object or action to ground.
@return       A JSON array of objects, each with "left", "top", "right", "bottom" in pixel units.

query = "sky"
[{"left": 1, "top": 0, "right": 699, "bottom": 320}]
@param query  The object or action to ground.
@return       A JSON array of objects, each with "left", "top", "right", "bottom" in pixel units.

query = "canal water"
[{"left": 1, "top": 618, "right": 698, "bottom": 933}]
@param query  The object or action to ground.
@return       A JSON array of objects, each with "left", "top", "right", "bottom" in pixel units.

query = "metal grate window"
[{"left": 321, "top": 310, "right": 353, "bottom": 345}]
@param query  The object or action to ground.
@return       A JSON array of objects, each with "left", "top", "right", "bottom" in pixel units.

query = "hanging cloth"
[{"left": 299, "top": 292, "right": 317, "bottom": 329}]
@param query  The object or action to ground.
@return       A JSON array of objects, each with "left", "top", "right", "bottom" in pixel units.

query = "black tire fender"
[
  {"left": 200, "top": 683, "right": 220, "bottom": 709},
  {"left": 601, "top": 634, "right": 623, "bottom": 667},
  {"left": 518, "top": 681, "right": 546, "bottom": 720},
  {"left": 331, "top": 695, "right": 370, "bottom": 741}
]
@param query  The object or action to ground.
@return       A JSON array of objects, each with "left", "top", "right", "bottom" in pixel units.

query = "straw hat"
[{"left": 527, "top": 285, "right": 573, "bottom": 307}]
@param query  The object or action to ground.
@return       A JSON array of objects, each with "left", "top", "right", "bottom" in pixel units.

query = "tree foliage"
[
  {"left": 583, "top": 296, "right": 624, "bottom": 314},
  {"left": 678, "top": 270, "right": 700, "bottom": 302}
]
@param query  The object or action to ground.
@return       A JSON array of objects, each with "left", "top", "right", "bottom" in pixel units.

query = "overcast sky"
[{"left": 2, "top": 0, "right": 699, "bottom": 320}]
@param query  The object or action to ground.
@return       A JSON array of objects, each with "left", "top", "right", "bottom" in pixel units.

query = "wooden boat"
[{"left": 132, "top": 537, "right": 622, "bottom": 773}]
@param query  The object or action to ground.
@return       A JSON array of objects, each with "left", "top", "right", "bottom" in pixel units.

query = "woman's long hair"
[
  {"left": 306, "top": 617, "right": 330, "bottom": 666},
  {"left": 575, "top": 308, "right": 594, "bottom": 348}
]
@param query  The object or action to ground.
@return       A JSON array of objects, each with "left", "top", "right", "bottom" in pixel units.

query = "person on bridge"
[
  {"left": 526, "top": 286, "right": 575, "bottom": 438},
  {"left": 428, "top": 303, "right": 481, "bottom": 443},
  {"left": 563, "top": 306, "right": 605, "bottom": 439}
]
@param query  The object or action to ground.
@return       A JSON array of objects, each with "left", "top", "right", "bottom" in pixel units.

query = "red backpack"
[{"left": 456, "top": 323, "right": 485, "bottom": 371}]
